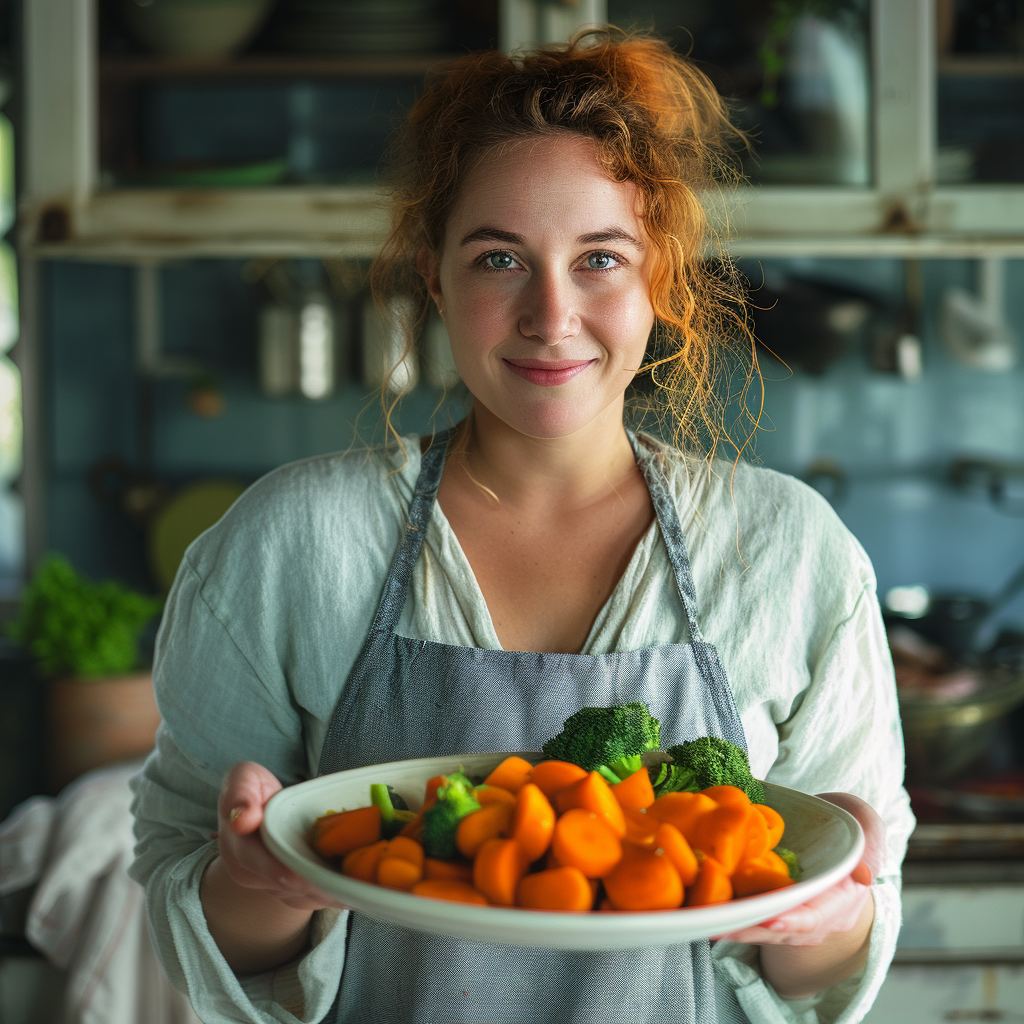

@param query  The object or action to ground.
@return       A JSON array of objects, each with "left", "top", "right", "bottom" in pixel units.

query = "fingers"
[{"left": 218, "top": 761, "right": 283, "bottom": 837}]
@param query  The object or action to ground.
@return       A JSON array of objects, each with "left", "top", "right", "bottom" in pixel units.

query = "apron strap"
[
  {"left": 367, "top": 426, "right": 456, "bottom": 635},
  {"left": 627, "top": 431, "right": 706, "bottom": 644}
]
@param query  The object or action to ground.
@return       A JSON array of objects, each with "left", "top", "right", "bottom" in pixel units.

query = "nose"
[{"left": 517, "top": 270, "right": 581, "bottom": 345}]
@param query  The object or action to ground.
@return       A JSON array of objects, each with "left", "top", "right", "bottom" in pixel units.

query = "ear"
[{"left": 416, "top": 247, "right": 443, "bottom": 312}]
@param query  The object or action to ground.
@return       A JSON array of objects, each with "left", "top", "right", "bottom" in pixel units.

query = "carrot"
[
  {"left": 701, "top": 785, "right": 751, "bottom": 808},
  {"left": 528, "top": 760, "right": 589, "bottom": 799},
  {"left": 456, "top": 801, "right": 514, "bottom": 859},
  {"left": 424, "top": 857, "right": 474, "bottom": 882},
  {"left": 653, "top": 822, "right": 699, "bottom": 886},
  {"left": 687, "top": 804, "right": 751, "bottom": 875},
  {"left": 340, "top": 839, "right": 389, "bottom": 882},
  {"left": 754, "top": 804, "right": 785, "bottom": 847},
  {"left": 473, "top": 838, "right": 528, "bottom": 906},
  {"left": 512, "top": 783, "right": 556, "bottom": 861},
  {"left": 611, "top": 767, "right": 656, "bottom": 812},
  {"left": 685, "top": 855, "right": 733, "bottom": 906},
  {"left": 742, "top": 802, "right": 771, "bottom": 862},
  {"left": 423, "top": 775, "right": 448, "bottom": 809},
  {"left": 474, "top": 785, "right": 517, "bottom": 806},
  {"left": 516, "top": 865, "right": 595, "bottom": 911},
  {"left": 377, "top": 856, "right": 423, "bottom": 891},
  {"left": 554, "top": 772, "right": 627, "bottom": 838},
  {"left": 412, "top": 879, "right": 490, "bottom": 905},
  {"left": 484, "top": 755, "right": 535, "bottom": 794},
  {"left": 312, "top": 805, "right": 382, "bottom": 858},
  {"left": 398, "top": 775, "right": 449, "bottom": 841},
  {"left": 384, "top": 835, "right": 424, "bottom": 868},
  {"left": 732, "top": 857, "right": 795, "bottom": 898},
  {"left": 647, "top": 792, "right": 716, "bottom": 840},
  {"left": 603, "top": 844, "right": 683, "bottom": 911},
  {"left": 550, "top": 808, "right": 623, "bottom": 878},
  {"left": 622, "top": 806, "right": 658, "bottom": 845}
]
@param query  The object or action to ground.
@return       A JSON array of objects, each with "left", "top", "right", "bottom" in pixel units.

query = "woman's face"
[{"left": 422, "top": 134, "right": 656, "bottom": 440}]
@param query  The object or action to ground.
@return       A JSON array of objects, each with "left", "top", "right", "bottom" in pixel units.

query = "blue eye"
[
  {"left": 587, "top": 252, "right": 617, "bottom": 270},
  {"left": 485, "top": 252, "right": 515, "bottom": 270}
]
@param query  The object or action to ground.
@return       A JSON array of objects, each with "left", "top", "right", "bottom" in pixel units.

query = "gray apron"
[{"left": 318, "top": 427, "right": 750, "bottom": 1024}]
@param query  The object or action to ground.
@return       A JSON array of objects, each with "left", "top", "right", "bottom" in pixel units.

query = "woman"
[{"left": 130, "top": 29, "right": 913, "bottom": 1024}]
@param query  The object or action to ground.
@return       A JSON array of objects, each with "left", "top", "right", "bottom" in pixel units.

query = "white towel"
[{"left": 0, "top": 761, "right": 204, "bottom": 1024}]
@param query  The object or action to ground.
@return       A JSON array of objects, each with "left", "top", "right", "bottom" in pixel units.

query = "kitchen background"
[{"left": 3, "top": 0, "right": 1024, "bottom": 1021}]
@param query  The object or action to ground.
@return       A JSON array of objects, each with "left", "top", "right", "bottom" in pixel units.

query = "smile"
[{"left": 502, "top": 359, "right": 597, "bottom": 386}]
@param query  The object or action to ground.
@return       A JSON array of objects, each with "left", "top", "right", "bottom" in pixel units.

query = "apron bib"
[{"left": 318, "top": 428, "right": 750, "bottom": 1024}]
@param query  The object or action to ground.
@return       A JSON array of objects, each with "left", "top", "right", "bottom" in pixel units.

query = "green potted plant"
[{"left": 8, "top": 554, "right": 164, "bottom": 791}]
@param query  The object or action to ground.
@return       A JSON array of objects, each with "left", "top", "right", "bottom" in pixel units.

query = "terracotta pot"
[{"left": 47, "top": 672, "right": 161, "bottom": 792}]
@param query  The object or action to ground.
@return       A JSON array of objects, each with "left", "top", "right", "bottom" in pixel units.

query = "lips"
[{"left": 503, "top": 358, "right": 596, "bottom": 386}]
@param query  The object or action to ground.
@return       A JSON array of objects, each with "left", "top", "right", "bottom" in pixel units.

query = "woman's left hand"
[{"left": 714, "top": 792, "right": 886, "bottom": 947}]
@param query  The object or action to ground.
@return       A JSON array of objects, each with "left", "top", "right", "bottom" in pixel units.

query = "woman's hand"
[
  {"left": 713, "top": 792, "right": 886, "bottom": 999},
  {"left": 213, "top": 760, "right": 347, "bottom": 912},
  {"left": 201, "top": 761, "right": 347, "bottom": 974}
]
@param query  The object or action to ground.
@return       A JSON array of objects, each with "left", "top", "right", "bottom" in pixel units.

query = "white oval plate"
[{"left": 261, "top": 752, "right": 864, "bottom": 949}]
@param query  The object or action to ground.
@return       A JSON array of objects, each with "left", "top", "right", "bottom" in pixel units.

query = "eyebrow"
[{"left": 459, "top": 226, "right": 645, "bottom": 250}]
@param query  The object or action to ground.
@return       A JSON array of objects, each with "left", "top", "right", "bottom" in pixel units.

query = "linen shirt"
[{"left": 129, "top": 434, "right": 915, "bottom": 1024}]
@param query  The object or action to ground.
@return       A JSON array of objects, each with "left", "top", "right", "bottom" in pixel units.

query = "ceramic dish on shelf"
[{"left": 260, "top": 752, "right": 864, "bottom": 950}]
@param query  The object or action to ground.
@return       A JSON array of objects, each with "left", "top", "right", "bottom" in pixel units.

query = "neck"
[{"left": 455, "top": 401, "right": 638, "bottom": 510}]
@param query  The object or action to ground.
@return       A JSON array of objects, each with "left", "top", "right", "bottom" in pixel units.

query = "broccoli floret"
[
  {"left": 541, "top": 702, "right": 662, "bottom": 783},
  {"left": 420, "top": 772, "right": 481, "bottom": 859},
  {"left": 370, "top": 783, "right": 416, "bottom": 839},
  {"left": 775, "top": 846, "right": 802, "bottom": 881},
  {"left": 655, "top": 737, "right": 765, "bottom": 804}
]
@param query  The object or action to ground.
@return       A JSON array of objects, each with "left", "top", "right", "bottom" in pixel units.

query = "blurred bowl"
[
  {"left": 119, "top": 0, "right": 276, "bottom": 58},
  {"left": 900, "top": 665, "right": 1024, "bottom": 784}
]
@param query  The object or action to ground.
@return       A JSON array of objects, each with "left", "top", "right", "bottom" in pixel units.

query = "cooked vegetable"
[
  {"left": 774, "top": 845, "right": 802, "bottom": 881},
  {"left": 312, "top": 805, "right": 382, "bottom": 858},
  {"left": 603, "top": 844, "right": 683, "bottom": 911},
  {"left": 541, "top": 703, "right": 662, "bottom": 784},
  {"left": 653, "top": 737, "right": 766, "bottom": 805},
  {"left": 553, "top": 771, "right": 627, "bottom": 838},
  {"left": 516, "top": 865, "right": 594, "bottom": 912},
  {"left": 420, "top": 771, "right": 482, "bottom": 859},
  {"left": 370, "top": 783, "right": 417, "bottom": 839}
]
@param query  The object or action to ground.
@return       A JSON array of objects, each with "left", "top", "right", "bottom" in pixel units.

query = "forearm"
[
  {"left": 200, "top": 855, "right": 315, "bottom": 974},
  {"left": 759, "top": 895, "right": 874, "bottom": 1000}
]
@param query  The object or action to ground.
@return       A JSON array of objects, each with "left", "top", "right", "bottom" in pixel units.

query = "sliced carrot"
[
  {"left": 484, "top": 755, "right": 535, "bottom": 794},
  {"left": 423, "top": 775, "right": 448, "bottom": 809},
  {"left": 340, "top": 839, "right": 389, "bottom": 882},
  {"left": 312, "top": 805, "right": 382, "bottom": 858},
  {"left": 647, "top": 792, "right": 716, "bottom": 840},
  {"left": 474, "top": 785, "right": 517, "bottom": 806},
  {"left": 528, "top": 760, "right": 589, "bottom": 799},
  {"left": 685, "top": 855, "right": 733, "bottom": 906},
  {"left": 611, "top": 767, "right": 656, "bottom": 812},
  {"left": 623, "top": 806, "right": 658, "bottom": 845},
  {"left": 473, "top": 838, "right": 528, "bottom": 906},
  {"left": 512, "top": 783, "right": 556, "bottom": 861},
  {"left": 653, "top": 822, "right": 699, "bottom": 886},
  {"left": 516, "top": 865, "right": 595, "bottom": 911},
  {"left": 742, "top": 803, "right": 771, "bottom": 862},
  {"left": 423, "top": 857, "right": 474, "bottom": 882},
  {"left": 754, "top": 804, "right": 785, "bottom": 847},
  {"left": 554, "top": 772, "right": 627, "bottom": 838},
  {"left": 550, "top": 808, "right": 623, "bottom": 879},
  {"left": 384, "top": 835, "right": 425, "bottom": 869},
  {"left": 412, "top": 879, "right": 490, "bottom": 905},
  {"left": 456, "top": 801, "right": 514, "bottom": 859},
  {"left": 701, "top": 785, "right": 751, "bottom": 808},
  {"left": 398, "top": 775, "right": 449, "bottom": 841},
  {"left": 732, "top": 857, "right": 795, "bottom": 898},
  {"left": 603, "top": 844, "right": 683, "bottom": 911},
  {"left": 376, "top": 856, "right": 423, "bottom": 890},
  {"left": 687, "top": 804, "right": 752, "bottom": 875}
]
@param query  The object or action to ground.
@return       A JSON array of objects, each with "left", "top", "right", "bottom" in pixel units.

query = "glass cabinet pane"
[
  {"left": 607, "top": 0, "right": 872, "bottom": 186},
  {"left": 936, "top": 0, "right": 1024, "bottom": 184}
]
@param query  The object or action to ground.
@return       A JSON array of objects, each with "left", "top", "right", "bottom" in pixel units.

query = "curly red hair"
[{"left": 371, "top": 26, "right": 759, "bottom": 458}]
